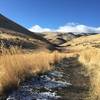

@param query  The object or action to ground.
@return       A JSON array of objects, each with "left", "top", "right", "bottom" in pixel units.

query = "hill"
[
  {"left": 61, "top": 33, "right": 100, "bottom": 51},
  {"left": 40, "top": 32, "right": 98, "bottom": 46},
  {"left": 40, "top": 32, "right": 77, "bottom": 45},
  {"left": 0, "top": 14, "right": 57, "bottom": 51}
]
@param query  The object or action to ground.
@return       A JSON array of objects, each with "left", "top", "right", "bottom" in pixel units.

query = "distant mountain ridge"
[{"left": 40, "top": 32, "right": 98, "bottom": 46}]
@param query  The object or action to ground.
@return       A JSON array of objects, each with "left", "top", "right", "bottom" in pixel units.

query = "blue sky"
[{"left": 0, "top": 0, "right": 100, "bottom": 32}]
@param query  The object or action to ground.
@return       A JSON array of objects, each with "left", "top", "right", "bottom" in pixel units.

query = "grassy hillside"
[
  {"left": 0, "top": 14, "right": 57, "bottom": 51},
  {"left": 41, "top": 32, "right": 77, "bottom": 45},
  {"left": 61, "top": 34, "right": 100, "bottom": 51}
]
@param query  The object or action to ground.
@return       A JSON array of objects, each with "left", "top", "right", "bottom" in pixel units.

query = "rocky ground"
[{"left": 4, "top": 56, "right": 90, "bottom": 100}]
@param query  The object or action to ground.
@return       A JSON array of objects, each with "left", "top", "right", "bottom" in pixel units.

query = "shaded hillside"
[{"left": 0, "top": 14, "right": 57, "bottom": 51}]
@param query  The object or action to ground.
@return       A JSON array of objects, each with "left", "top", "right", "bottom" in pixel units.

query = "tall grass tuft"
[
  {"left": 0, "top": 45, "right": 66, "bottom": 95},
  {"left": 79, "top": 48, "right": 100, "bottom": 100}
]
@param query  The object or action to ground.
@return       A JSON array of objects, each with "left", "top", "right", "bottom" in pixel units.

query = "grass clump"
[
  {"left": 79, "top": 48, "right": 100, "bottom": 100},
  {"left": 0, "top": 45, "right": 66, "bottom": 95}
]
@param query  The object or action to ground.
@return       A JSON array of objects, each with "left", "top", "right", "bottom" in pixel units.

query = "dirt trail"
[
  {"left": 4, "top": 56, "right": 91, "bottom": 100},
  {"left": 56, "top": 56, "right": 90, "bottom": 100}
]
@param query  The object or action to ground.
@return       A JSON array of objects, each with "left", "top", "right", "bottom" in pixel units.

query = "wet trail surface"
[{"left": 6, "top": 57, "right": 90, "bottom": 100}]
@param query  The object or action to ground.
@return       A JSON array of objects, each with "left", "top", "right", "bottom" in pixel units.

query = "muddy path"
[{"left": 5, "top": 56, "right": 90, "bottom": 100}]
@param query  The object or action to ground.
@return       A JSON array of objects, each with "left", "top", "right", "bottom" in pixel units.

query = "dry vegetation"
[
  {"left": 0, "top": 46, "right": 67, "bottom": 95},
  {"left": 61, "top": 34, "right": 100, "bottom": 51},
  {"left": 0, "top": 34, "right": 100, "bottom": 100},
  {"left": 79, "top": 47, "right": 100, "bottom": 100}
]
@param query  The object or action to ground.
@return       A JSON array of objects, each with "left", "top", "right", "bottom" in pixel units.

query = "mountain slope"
[
  {"left": 0, "top": 14, "right": 56, "bottom": 51},
  {"left": 61, "top": 34, "right": 100, "bottom": 51}
]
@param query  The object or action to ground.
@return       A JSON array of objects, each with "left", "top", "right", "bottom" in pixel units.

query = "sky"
[{"left": 0, "top": 0, "right": 100, "bottom": 33}]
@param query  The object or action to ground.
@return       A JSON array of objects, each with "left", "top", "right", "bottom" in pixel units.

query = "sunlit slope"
[{"left": 61, "top": 34, "right": 100, "bottom": 51}]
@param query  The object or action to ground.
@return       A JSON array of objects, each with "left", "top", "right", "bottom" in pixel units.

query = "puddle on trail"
[{"left": 7, "top": 71, "right": 71, "bottom": 100}]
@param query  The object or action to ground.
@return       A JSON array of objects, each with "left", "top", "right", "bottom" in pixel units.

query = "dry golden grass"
[
  {"left": 61, "top": 34, "right": 100, "bottom": 51},
  {"left": 0, "top": 46, "right": 67, "bottom": 95},
  {"left": 63, "top": 34, "right": 100, "bottom": 46},
  {"left": 79, "top": 47, "right": 100, "bottom": 99},
  {"left": 0, "top": 33, "right": 29, "bottom": 41}
]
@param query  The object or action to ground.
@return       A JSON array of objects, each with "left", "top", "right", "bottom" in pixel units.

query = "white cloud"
[
  {"left": 57, "top": 24, "right": 100, "bottom": 33},
  {"left": 29, "top": 23, "right": 100, "bottom": 33},
  {"left": 29, "top": 25, "right": 51, "bottom": 32}
]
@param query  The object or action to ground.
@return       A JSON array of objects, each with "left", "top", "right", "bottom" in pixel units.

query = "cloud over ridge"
[{"left": 29, "top": 23, "right": 100, "bottom": 33}]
